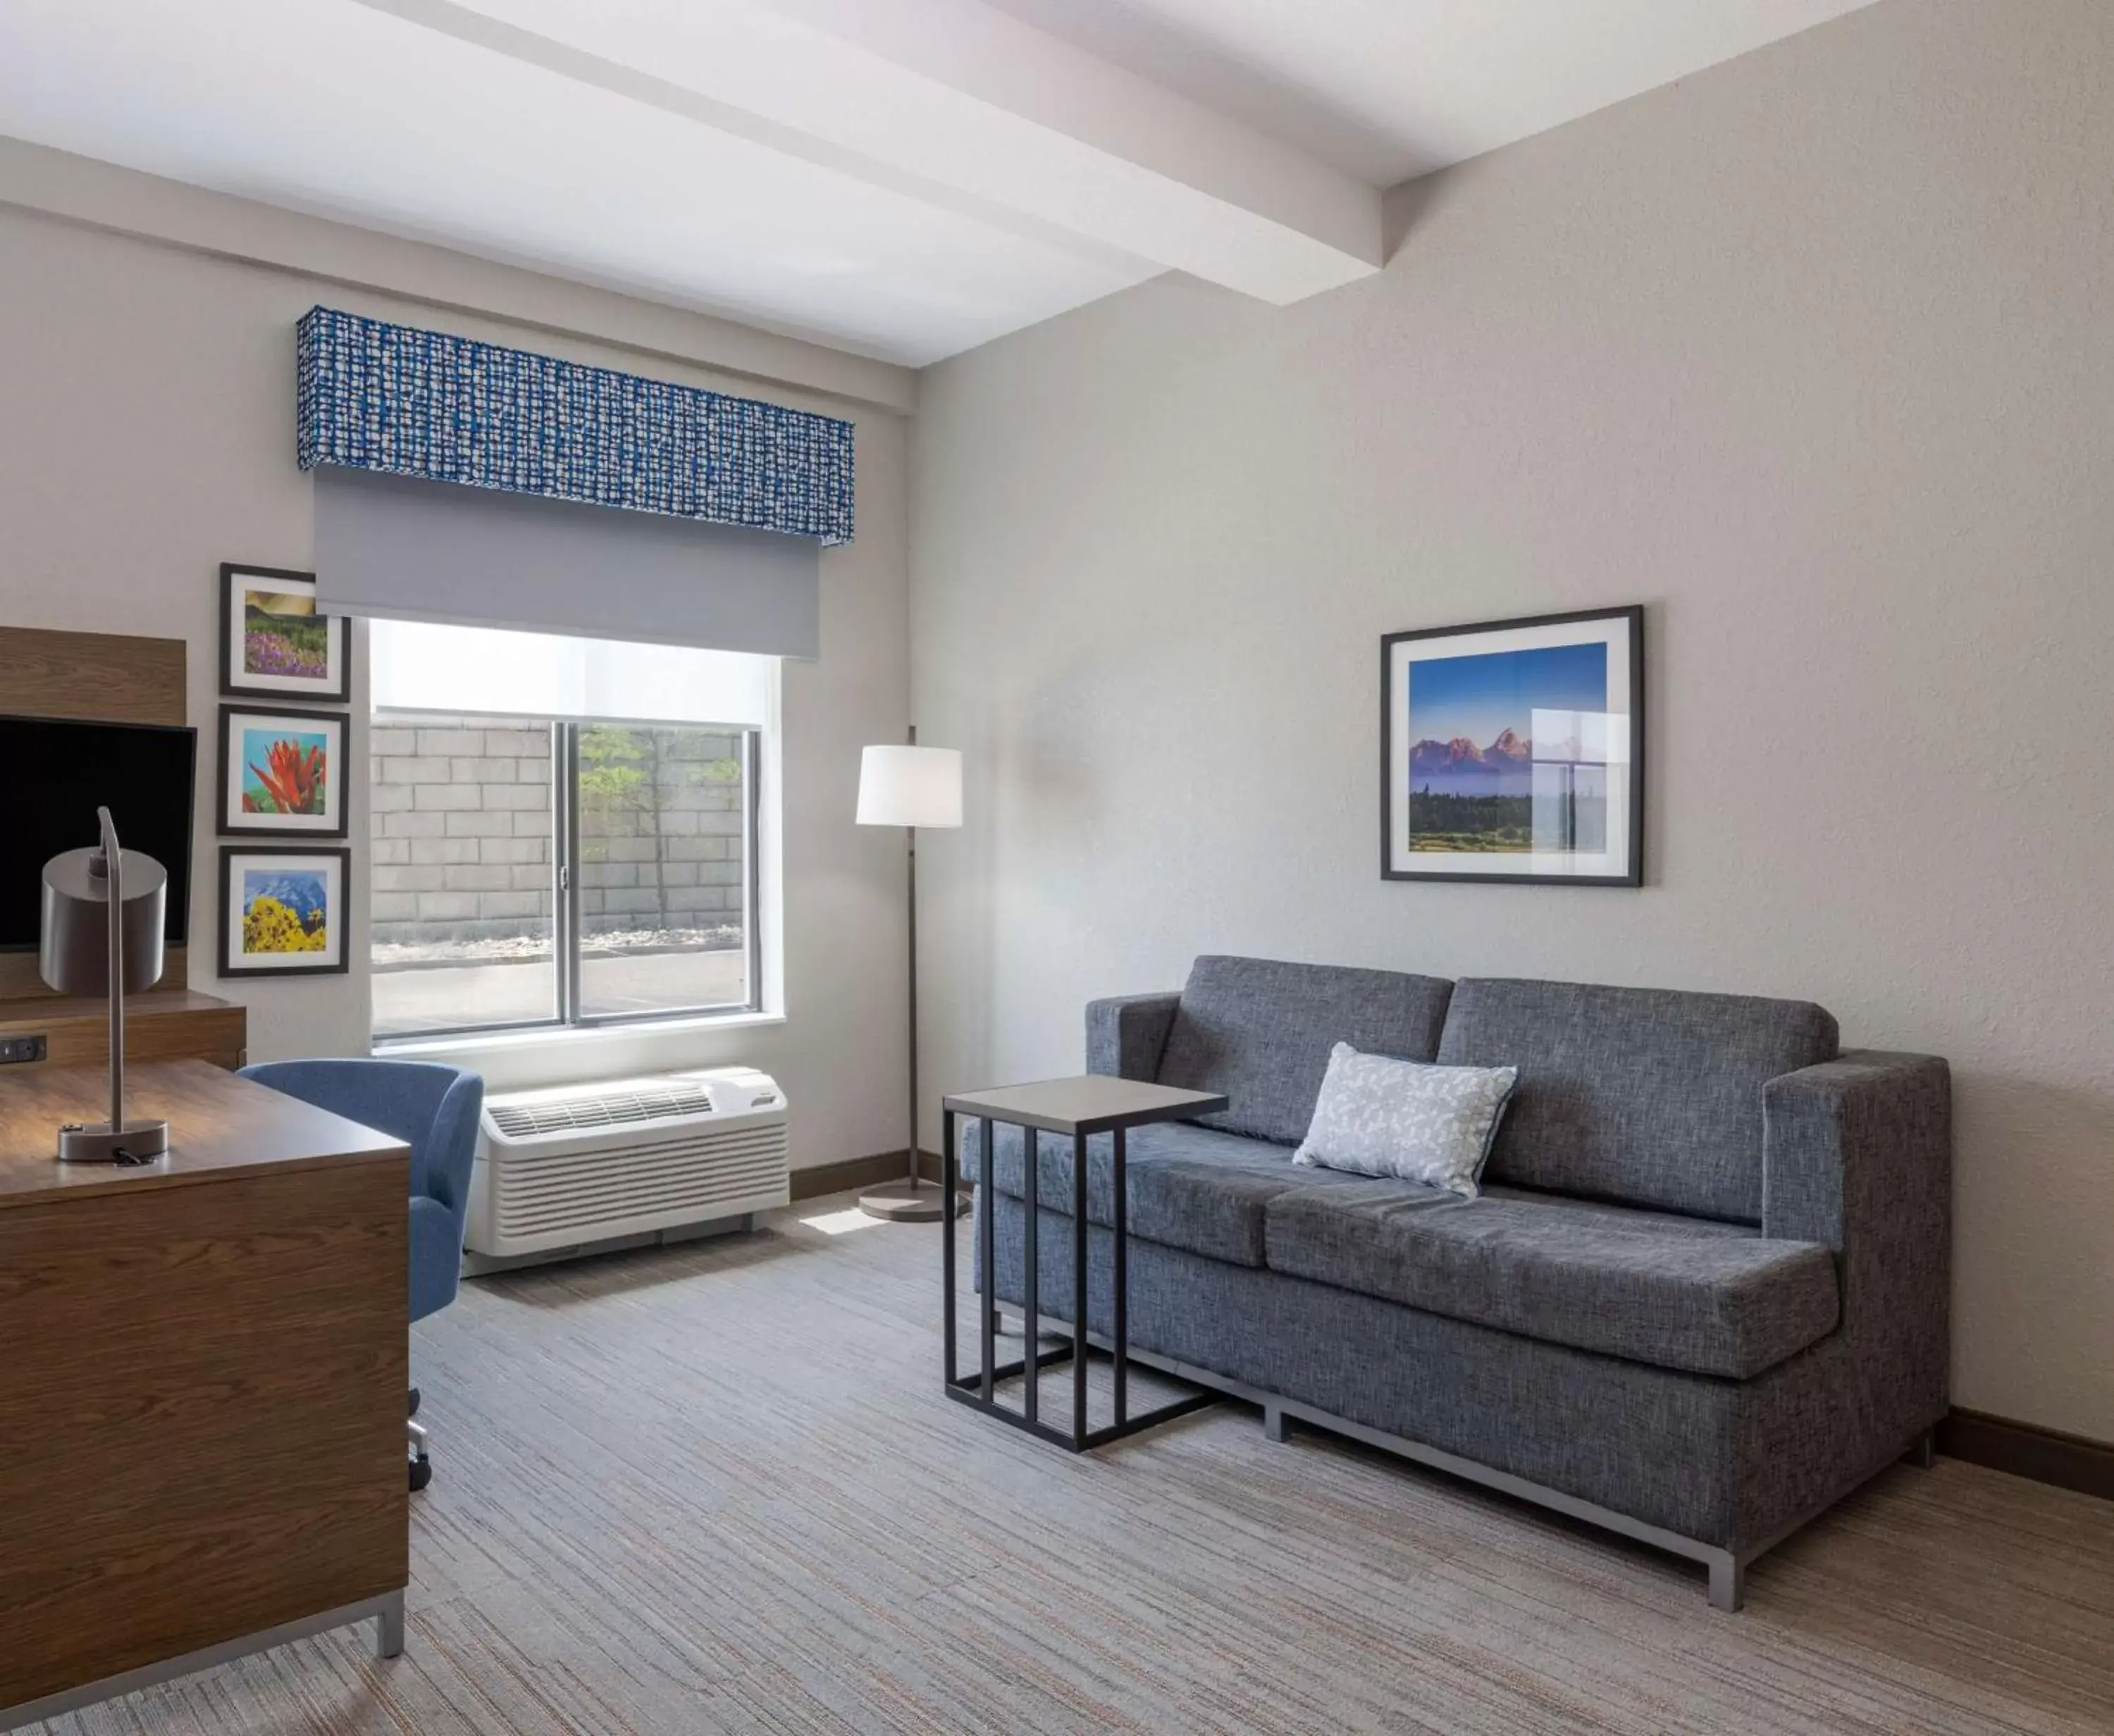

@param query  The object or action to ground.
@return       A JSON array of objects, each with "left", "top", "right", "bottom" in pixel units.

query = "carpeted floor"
[{"left": 32, "top": 1192, "right": 2114, "bottom": 1735}]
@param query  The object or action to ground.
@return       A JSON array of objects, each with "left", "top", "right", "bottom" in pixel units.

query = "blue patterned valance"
[{"left": 295, "top": 306, "right": 854, "bottom": 546}]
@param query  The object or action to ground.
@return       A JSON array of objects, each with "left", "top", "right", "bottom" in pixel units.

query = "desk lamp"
[{"left": 41, "top": 805, "right": 169, "bottom": 1162}]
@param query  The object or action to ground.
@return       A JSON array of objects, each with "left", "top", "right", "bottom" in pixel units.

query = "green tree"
[
  {"left": 577, "top": 727, "right": 740, "bottom": 931},
  {"left": 579, "top": 726, "right": 669, "bottom": 927}
]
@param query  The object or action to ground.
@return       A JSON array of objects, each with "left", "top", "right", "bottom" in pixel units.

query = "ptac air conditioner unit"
[{"left": 464, "top": 1067, "right": 788, "bottom": 1272}]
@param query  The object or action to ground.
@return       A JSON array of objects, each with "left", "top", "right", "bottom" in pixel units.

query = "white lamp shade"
[{"left": 857, "top": 745, "right": 963, "bottom": 829}]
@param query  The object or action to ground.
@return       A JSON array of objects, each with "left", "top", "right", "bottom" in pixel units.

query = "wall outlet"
[{"left": 0, "top": 1034, "right": 48, "bottom": 1065}]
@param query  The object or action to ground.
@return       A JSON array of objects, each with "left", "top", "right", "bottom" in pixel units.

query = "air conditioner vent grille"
[
  {"left": 493, "top": 1125, "right": 789, "bottom": 1239},
  {"left": 489, "top": 1085, "right": 715, "bottom": 1138}
]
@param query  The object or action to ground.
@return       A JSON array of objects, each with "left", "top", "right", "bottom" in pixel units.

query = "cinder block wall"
[{"left": 370, "top": 717, "right": 746, "bottom": 950}]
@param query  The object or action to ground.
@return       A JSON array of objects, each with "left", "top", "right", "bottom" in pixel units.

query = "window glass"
[
  {"left": 369, "top": 710, "right": 758, "bottom": 1040},
  {"left": 577, "top": 725, "right": 752, "bottom": 1018},
  {"left": 370, "top": 715, "right": 557, "bottom": 1038}
]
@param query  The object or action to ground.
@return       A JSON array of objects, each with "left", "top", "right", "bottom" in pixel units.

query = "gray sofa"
[{"left": 966, "top": 955, "right": 1951, "bottom": 1610}]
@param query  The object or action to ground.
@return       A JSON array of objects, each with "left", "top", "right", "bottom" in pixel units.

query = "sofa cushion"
[
  {"left": 1264, "top": 1182, "right": 1840, "bottom": 1378},
  {"left": 1436, "top": 978, "right": 1840, "bottom": 1222},
  {"left": 963, "top": 1118, "right": 1390, "bottom": 1268},
  {"left": 1292, "top": 1045, "right": 1516, "bottom": 1195},
  {"left": 1155, "top": 956, "right": 1454, "bottom": 1147}
]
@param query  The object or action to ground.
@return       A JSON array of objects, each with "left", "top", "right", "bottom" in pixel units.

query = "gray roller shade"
[{"left": 314, "top": 466, "right": 820, "bottom": 658}]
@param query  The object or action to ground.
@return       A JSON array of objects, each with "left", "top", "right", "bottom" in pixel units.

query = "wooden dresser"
[{"left": 0, "top": 1063, "right": 409, "bottom": 1727}]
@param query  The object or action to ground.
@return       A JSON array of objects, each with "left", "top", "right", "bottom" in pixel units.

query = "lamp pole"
[
  {"left": 904, "top": 724, "right": 921, "bottom": 1196},
  {"left": 100, "top": 808, "right": 125, "bottom": 1143},
  {"left": 858, "top": 725, "right": 967, "bottom": 1222}
]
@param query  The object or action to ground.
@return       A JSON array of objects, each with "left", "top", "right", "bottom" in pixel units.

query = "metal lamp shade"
[{"left": 41, "top": 848, "right": 166, "bottom": 996}]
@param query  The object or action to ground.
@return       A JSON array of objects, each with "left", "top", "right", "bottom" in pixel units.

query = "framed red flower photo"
[{"left": 217, "top": 704, "right": 348, "bottom": 839}]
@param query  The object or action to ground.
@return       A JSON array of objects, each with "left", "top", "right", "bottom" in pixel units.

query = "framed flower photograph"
[
  {"left": 219, "top": 564, "right": 351, "bottom": 702},
  {"left": 1382, "top": 605, "right": 1643, "bottom": 886},
  {"left": 218, "top": 704, "right": 348, "bottom": 838},
  {"left": 219, "top": 845, "right": 349, "bottom": 977}
]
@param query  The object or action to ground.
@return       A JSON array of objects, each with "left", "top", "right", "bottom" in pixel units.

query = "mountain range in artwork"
[
  {"left": 1402, "top": 640, "right": 1610, "bottom": 855},
  {"left": 1408, "top": 728, "right": 1535, "bottom": 796}
]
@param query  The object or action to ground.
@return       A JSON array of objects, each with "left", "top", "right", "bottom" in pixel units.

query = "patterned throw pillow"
[{"left": 1291, "top": 1043, "right": 1519, "bottom": 1196}]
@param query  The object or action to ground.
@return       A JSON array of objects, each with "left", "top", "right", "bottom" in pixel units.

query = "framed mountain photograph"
[
  {"left": 1382, "top": 605, "right": 1643, "bottom": 886},
  {"left": 219, "top": 564, "right": 351, "bottom": 702}
]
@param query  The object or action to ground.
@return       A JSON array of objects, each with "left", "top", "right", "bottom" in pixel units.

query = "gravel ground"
[
  {"left": 373, "top": 948, "right": 749, "bottom": 1035},
  {"left": 372, "top": 926, "right": 743, "bottom": 971}
]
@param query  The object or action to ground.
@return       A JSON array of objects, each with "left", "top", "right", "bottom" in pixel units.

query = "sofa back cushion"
[
  {"left": 1435, "top": 978, "right": 1838, "bottom": 1222},
  {"left": 1156, "top": 956, "right": 1454, "bottom": 1147}
]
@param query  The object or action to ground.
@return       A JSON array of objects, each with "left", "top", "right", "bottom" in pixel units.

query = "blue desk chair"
[{"left": 239, "top": 1058, "right": 484, "bottom": 1492}]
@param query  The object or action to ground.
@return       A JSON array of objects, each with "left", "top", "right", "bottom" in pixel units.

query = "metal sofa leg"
[
  {"left": 1707, "top": 1551, "right": 1745, "bottom": 1613},
  {"left": 1905, "top": 1427, "right": 1936, "bottom": 1470},
  {"left": 1262, "top": 1402, "right": 1288, "bottom": 1444}
]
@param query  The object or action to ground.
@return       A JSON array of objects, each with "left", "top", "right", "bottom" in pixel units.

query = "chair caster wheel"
[
  {"left": 408, "top": 1386, "right": 421, "bottom": 1419},
  {"left": 409, "top": 1455, "right": 433, "bottom": 1493}
]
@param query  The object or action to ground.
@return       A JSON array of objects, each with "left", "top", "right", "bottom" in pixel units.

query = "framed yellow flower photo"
[{"left": 219, "top": 845, "right": 349, "bottom": 977}]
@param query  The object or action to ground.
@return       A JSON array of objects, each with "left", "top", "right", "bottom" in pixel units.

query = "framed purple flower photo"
[{"left": 219, "top": 564, "right": 351, "bottom": 703}]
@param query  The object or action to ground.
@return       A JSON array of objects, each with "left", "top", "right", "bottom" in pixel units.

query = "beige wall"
[
  {"left": 910, "top": 0, "right": 2114, "bottom": 1439},
  {"left": 0, "top": 204, "right": 915, "bottom": 1177}
]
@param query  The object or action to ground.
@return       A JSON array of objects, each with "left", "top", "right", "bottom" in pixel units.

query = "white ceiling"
[
  {"left": 982, "top": 0, "right": 1884, "bottom": 185},
  {"left": 0, "top": 0, "right": 1879, "bottom": 367}
]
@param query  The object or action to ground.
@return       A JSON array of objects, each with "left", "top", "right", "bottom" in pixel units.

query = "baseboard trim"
[
  {"left": 1939, "top": 1407, "right": 2114, "bottom": 1501},
  {"left": 789, "top": 1148, "right": 950, "bottom": 1202}
]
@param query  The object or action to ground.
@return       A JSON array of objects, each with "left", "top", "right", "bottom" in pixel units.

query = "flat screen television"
[{"left": 0, "top": 715, "right": 198, "bottom": 952}]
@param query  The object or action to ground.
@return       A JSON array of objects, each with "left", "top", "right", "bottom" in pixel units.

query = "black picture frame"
[
  {"left": 1380, "top": 604, "right": 1644, "bottom": 887},
  {"left": 218, "top": 563, "right": 352, "bottom": 703},
  {"left": 218, "top": 844, "right": 351, "bottom": 978},
  {"left": 217, "top": 702, "right": 350, "bottom": 840}
]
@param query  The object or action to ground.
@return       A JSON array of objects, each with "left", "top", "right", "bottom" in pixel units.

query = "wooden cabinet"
[
  {"left": 0, "top": 989, "right": 247, "bottom": 1072},
  {"left": 0, "top": 1063, "right": 409, "bottom": 1724}
]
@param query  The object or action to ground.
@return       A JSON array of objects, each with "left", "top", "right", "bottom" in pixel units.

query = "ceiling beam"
[{"left": 357, "top": 0, "right": 1384, "bottom": 306}]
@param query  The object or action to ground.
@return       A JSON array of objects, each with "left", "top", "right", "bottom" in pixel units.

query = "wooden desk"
[{"left": 0, "top": 1063, "right": 409, "bottom": 1727}]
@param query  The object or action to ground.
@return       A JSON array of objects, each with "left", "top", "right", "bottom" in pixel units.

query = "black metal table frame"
[{"left": 941, "top": 1108, "right": 1218, "bottom": 1450}]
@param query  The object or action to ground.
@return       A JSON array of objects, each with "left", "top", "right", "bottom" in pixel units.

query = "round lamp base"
[
  {"left": 57, "top": 1118, "right": 170, "bottom": 1165},
  {"left": 858, "top": 1185, "right": 970, "bottom": 1222}
]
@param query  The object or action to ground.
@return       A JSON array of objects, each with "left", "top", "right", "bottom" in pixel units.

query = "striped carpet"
[{"left": 32, "top": 1192, "right": 2114, "bottom": 1735}]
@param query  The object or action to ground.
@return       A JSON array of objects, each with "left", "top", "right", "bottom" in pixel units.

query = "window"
[{"left": 371, "top": 713, "right": 761, "bottom": 1040}]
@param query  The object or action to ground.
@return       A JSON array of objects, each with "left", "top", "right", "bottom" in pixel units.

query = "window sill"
[{"left": 373, "top": 1008, "right": 786, "bottom": 1062}]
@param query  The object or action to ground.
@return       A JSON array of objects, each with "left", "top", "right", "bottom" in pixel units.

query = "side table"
[{"left": 941, "top": 1075, "right": 1228, "bottom": 1450}]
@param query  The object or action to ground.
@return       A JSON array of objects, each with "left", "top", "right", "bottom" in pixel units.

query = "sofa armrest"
[
  {"left": 1086, "top": 992, "right": 1181, "bottom": 1082},
  {"left": 1763, "top": 1050, "right": 1950, "bottom": 1339}
]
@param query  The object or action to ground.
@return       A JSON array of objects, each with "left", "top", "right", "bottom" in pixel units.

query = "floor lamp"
[{"left": 856, "top": 730, "right": 968, "bottom": 1222}]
